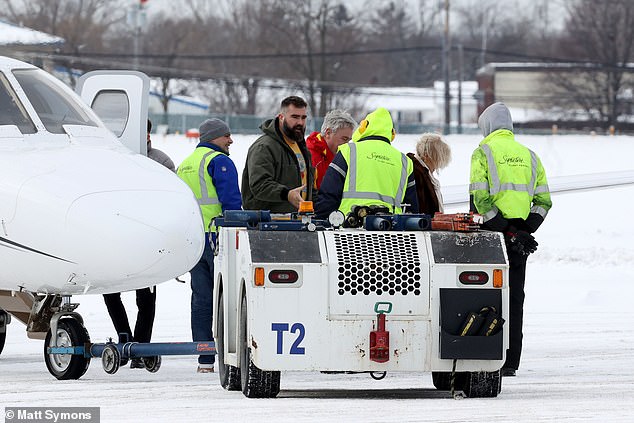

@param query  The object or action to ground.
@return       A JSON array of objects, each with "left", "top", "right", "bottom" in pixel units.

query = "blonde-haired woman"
[{"left": 406, "top": 133, "right": 451, "bottom": 214}]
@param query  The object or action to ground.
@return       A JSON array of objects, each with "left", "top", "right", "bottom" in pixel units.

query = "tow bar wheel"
[
  {"left": 44, "top": 318, "right": 90, "bottom": 380},
  {"left": 102, "top": 344, "right": 121, "bottom": 375},
  {"left": 143, "top": 355, "right": 162, "bottom": 373}
]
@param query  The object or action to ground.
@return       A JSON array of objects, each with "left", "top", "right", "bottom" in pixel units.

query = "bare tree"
[
  {"left": 0, "top": 0, "right": 126, "bottom": 85},
  {"left": 454, "top": 0, "right": 551, "bottom": 79},
  {"left": 363, "top": 0, "right": 441, "bottom": 86},
  {"left": 238, "top": 0, "right": 363, "bottom": 117},
  {"left": 140, "top": 13, "right": 206, "bottom": 119},
  {"left": 551, "top": 0, "right": 634, "bottom": 127}
]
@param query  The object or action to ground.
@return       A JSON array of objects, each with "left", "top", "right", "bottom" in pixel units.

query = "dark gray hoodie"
[{"left": 477, "top": 102, "right": 514, "bottom": 138}]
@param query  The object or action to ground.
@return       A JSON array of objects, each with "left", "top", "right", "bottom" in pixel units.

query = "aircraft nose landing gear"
[{"left": 44, "top": 318, "right": 91, "bottom": 380}]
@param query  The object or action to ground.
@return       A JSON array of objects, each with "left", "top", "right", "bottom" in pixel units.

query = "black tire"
[
  {"left": 432, "top": 371, "right": 467, "bottom": 391},
  {"left": 216, "top": 290, "right": 241, "bottom": 391},
  {"left": 239, "top": 295, "right": 280, "bottom": 398},
  {"left": 101, "top": 344, "right": 121, "bottom": 375},
  {"left": 44, "top": 318, "right": 91, "bottom": 380},
  {"left": 463, "top": 370, "right": 501, "bottom": 398},
  {"left": 0, "top": 310, "right": 7, "bottom": 355},
  {"left": 143, "top": 356, "right": 162, "bottom": 373}
]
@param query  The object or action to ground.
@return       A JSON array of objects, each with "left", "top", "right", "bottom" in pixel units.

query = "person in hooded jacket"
[
  {"left": 470, "top": 102, "right": 552, "bottom": 377},
  {"left": 315, "top": 107, "right": 418, "bottom": 219},
  {"left": 306, "top": 109, "right": 357, "bottom": 189},
  {"left": 242, "top": 96, "right": 315, "bottom": 212}
]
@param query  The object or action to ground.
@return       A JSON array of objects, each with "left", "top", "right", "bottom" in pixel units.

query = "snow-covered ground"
[{"left": 1, "top": 133, "right": 633, "bottom": 422}]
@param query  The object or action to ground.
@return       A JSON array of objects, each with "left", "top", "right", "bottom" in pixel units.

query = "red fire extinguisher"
[{"left": 369, "top": 302, "right": 392, "bottom": 363}]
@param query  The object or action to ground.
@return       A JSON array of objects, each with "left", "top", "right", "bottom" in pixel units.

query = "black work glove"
[{"left": 505, "top": 229, "right": 538, "bottom": 256}]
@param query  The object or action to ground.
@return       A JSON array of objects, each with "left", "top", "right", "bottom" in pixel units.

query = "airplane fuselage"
[{"left": 0, "top": 56, "right": 204, "bottom": 295}]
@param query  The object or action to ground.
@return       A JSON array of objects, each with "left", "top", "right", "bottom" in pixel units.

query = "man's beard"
[{"left": 282, "top": 120, "right": 305, "bottom": 142}]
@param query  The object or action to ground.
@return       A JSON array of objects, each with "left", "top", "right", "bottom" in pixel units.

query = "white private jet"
[{"left": 0, "top": 56, "right": 204, "bottom": 378}]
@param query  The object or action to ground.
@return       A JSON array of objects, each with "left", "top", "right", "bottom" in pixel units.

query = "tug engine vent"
[{"left": 334, "top": 233, "right": 422, "bottom": 296}]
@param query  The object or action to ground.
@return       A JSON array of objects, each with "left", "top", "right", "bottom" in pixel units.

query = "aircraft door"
[{"left": 76, "top": 71, "right": 150, "bottom": 155}]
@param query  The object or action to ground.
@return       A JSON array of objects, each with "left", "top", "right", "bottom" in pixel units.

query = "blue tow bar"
[
  {"left": 47, "top": 341, "right": 216, "bottom": 358},
  {"left": 47, "top": 341, "right": 216, "bottom": 375}
]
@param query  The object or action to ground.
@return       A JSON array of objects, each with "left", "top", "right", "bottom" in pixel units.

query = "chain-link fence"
[{"left": 149, "top": 112, "right": 624, "bottom": 136}]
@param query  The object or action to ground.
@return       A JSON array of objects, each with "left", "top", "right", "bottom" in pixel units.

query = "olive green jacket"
[{"left": 241, "top": 118, "right": 314, "bottom": 212}]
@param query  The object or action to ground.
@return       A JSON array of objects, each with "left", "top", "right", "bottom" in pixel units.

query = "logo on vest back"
[
  {"left": 498, "top": 155, "right": 527, "bottom": 167},
  {"left": 367, "top": 152, "right": 394, "bottom": 165}
]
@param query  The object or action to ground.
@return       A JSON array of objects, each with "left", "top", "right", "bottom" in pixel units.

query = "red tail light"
[
  {"left": 268, "top": 270, "right": 299, "bottom": 284},
  {"left": 459, "top": 271, "right": 489, "bottom": 285}
]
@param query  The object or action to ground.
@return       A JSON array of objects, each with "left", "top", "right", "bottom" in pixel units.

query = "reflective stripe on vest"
[
  {"left": 480, "top": 144, "right": 541, "bottom": 196},
  {"left": 177, "top": 148, "right": 223, "bottom": 231},
  {"left": 471, "top": 131, "right": 551, "bottom": 221},
  {"left": 340, "top": 142, "right": 409, "bottom": 212},
  {"left": 197, "top": 150, "right": 221, "bottom": 206}
]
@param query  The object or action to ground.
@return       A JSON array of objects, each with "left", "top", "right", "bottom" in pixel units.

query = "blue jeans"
[{"left": 190, "top": 236, "right": 215, "bottom": 365}]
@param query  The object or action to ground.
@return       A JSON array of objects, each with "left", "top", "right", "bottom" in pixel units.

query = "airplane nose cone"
[{"left": 65, "top": 190, "right": 204, "bottom": 291}]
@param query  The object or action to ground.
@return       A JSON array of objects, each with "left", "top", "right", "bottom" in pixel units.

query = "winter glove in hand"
[{"left": 505, "top": 230, "right": 538, "bottom": 256}]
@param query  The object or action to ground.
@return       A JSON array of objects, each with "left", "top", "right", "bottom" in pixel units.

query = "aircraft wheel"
[
  {"left": 239, "top": 295, "right": 280, "bottom": 398},
  {"left": 44, "top": 318, "right": 91, "bottom": 380},
  {"left": 102, "top": 344, "right": 120, "bottom": 375},
  {"left": 216, "top": 290, "right": 241, "bottom": 390},
  {"left": 0, "top": 310, "right": 8, "bottom": 355},
  {"left": 143, "top": 356, "right": 161, "bottom": 373}
]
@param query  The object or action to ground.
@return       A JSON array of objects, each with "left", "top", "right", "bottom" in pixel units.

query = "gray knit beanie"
[{"left": 199, "top": 118, "right": 231, "bottom": 143}]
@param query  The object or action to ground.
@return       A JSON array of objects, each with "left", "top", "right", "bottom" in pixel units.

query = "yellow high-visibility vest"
[
  {"left": 177, "top": 147, "right": 223, "bottom": 232},
  {"left": 470, "top": 129, "right": 552, "bottom": 222}
]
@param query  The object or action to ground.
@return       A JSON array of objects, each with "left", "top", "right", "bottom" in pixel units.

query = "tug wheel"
[
  {"left": 44, "top": 318, "right": 91, "bottom": 380},
  {"left": 216, "top": 290, "right": 241, "bottom": 390},
  {"left": 239, "top": 294, "right": 280, "bottom": 398}
]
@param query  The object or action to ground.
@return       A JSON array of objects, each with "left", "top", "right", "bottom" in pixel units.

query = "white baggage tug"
[{"left": 212, "top": 207, "right": 509, "bottom": 398}]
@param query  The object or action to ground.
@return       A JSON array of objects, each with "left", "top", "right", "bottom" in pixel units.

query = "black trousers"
[
  {"left": 504, "top": 250, "right": 528, "bottom": 370},
  {"left": 103, "top": 287, "right": 156, "bottom": 343}
]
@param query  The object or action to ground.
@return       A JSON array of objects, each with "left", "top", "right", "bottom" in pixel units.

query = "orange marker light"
[
  {"left": 493, "top": 269, "right": 503, "bottom": 288},
  {"left": 254, "top": 267, "right": 265, "bottom": 286},
  {"left": 298, "top": 201, "right": 314, "bottom": 214}
]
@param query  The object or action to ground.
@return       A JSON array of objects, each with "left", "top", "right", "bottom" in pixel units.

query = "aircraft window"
[
  {"left": 91, "top": 90, "right": 130, "bottom": 137},
  {"left": 0, "top": 72, "right": 36, "bottom": 134},
  {"left": 13, "top": 69, "right": 99, "bottom": 134}
]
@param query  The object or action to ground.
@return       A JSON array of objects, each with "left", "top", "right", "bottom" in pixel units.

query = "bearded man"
[{"left": 242, "top": 96, "right": 316, "bottom": 212}]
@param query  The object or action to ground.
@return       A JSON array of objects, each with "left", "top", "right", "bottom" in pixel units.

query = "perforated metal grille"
[{"left": 334, "top": 232, "right": 422, "bottom": 296}]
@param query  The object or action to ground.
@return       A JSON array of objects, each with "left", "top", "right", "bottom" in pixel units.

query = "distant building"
[
  {"left": 361, "top": 81, "right": 478, "bottom": 129},
  {"left": 476, "top": 62, "right": 634, "bottom": 127}
]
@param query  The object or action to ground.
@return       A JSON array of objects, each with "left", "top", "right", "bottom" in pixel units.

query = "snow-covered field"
[{"left": 1, "top": 133, "right": 633, "bottom": 422}]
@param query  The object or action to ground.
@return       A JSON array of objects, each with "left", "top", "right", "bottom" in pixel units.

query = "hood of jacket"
[
  {"left": 260, "top": 117, "right": 282, "bottom": 141},
  {"left": 478, "top": 102, "right": 514, "bottom": 137},
  {"left": 351, "top": 107, "right": 395, "bottom": 143}
]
